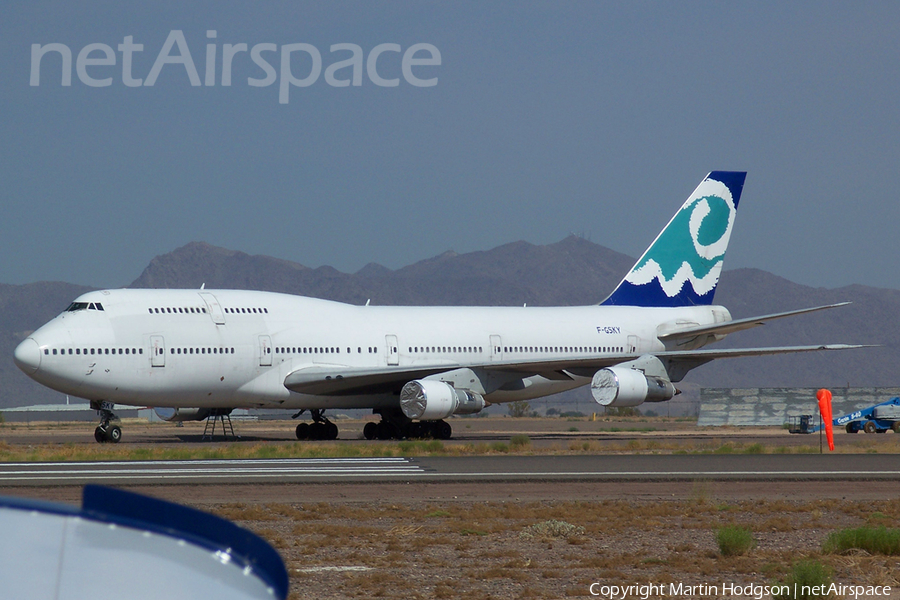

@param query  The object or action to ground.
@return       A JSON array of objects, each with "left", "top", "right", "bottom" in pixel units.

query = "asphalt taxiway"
[{"left": 1, "top": 454, "right": 898, "bottom": 487}]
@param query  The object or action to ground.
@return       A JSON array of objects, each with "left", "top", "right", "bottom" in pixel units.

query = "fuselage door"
[
  {"left": 627, "top": 335, "right": 639, "bottom": 353},
  {"left": 150, "top": 335, "right": 166, "bottom": 367},
  {"left": 199, "top": 292, "right": 226, "bottom": 325},
  {"left": 385, "top": 334, "right": 399, "bottom": 366},
  {"left": 490, "top": 335, "right": 502, "bottom": 361},
  {"left": 259, "top": 335, "right": 273, "bottom": 367}
]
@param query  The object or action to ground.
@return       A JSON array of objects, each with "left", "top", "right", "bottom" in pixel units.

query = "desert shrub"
[
  {"left": 520, "top": 520, "right": 585, "bottom": 540},
  {"left": 772, "top": 560, "right": 833, "bottom": 600},
  {"left": 507, "top": 400, "right": 534, "bottom": 418},
  {"left": 510, "top": 434, "right": 531, "bottom": 449},
  {"left": 716, "top": 525, "right": 756, "bottom": 556},
  {"left": 823, "top": 526, "right": 900, "bottom": 555}
]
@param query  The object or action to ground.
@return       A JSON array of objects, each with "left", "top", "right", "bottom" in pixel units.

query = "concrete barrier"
[{"left": 698, "top": 387, "right": 900, "bottom": 426}]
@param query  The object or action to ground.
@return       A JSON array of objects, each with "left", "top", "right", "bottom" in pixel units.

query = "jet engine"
[
  {"left": 590, "top": 367, "right": 676, "bottom": 407},
  {"left": 153, "top": 407, "right": 232, "bottom": 422},
  {"left": 400, "top": 380, "right": 486, "bottom": 420}
]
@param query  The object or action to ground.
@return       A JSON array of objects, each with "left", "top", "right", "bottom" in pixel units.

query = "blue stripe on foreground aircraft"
[
  {"left": 0, "top": 485, "right": 288, "bottom": 600},
  {"left": 14, "top": 172, "right": 865, "bottom": 443}
]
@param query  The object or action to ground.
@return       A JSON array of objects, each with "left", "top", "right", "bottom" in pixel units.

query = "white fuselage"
[{"left": 16, "top": 289, "right": 728, "bottom": 411}]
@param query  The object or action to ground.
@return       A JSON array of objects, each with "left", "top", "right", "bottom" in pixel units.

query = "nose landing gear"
[{"left": 91, "top": 400, "right": 122, "bottom": 444}]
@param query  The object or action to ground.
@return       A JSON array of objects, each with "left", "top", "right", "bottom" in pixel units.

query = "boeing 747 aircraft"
[{"left": 14, "top": 172, "right": 860, "bottom": 443}]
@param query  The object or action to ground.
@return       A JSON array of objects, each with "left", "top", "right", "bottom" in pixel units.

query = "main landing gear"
[
  {"left": 293, "top": 409, "right": 339, "bottom": 441},
  {"left": 91, "top": 400, "right": 122, "bottom": 444},
  {"left": 362, "top": 408, "right": 452, "bottom": 441}
]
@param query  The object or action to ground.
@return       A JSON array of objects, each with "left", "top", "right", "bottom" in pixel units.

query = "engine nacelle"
[
  {"left": 153, "top": 407, "right": 228, "bottom": 422},
  {"left": 590, "top": 367, "right": 676, "bottom": 407},
  {"left": 400, "top": 380, "right": 486, "bottom": 420}
]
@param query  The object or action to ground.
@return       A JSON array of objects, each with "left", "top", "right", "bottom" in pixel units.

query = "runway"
[{"left": 1, "top": 453, "right": 898, "bottom": 487}]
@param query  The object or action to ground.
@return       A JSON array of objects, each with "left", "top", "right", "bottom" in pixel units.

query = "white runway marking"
[
  {"left": 0, "top": 458, "right": 425, "bottom": 482},
  {"left": 1, "top": 457, "right": 897, "bottom": 485}
]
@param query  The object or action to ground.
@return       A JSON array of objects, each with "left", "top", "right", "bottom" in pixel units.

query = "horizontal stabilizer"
[
  {"left": 655, "top": 343, "right": 873, "bottom": 382},
  {"left": 659, "top": 302, "right": 851, "bottom": 344},
  {"left": 657, "top": 343, "right": 870, "bottom": 361}
]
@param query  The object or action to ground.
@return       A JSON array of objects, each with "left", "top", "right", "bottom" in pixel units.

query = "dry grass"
[{"left": 2, "top": 418, "right": 899, "bottom": 462}]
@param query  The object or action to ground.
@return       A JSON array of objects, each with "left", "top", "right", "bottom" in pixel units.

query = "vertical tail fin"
[{"left": 601, "top": 171, "right": 746, "bottom": 307}]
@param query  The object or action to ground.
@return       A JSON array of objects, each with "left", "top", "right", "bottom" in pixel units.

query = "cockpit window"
[{"left": 65, "top": 301, "right": 105, "bottom": 312}]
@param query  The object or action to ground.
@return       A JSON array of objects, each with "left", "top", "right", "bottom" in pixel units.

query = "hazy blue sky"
[{"left": 3, "top": 2, "right": 899, "bottom": 291}]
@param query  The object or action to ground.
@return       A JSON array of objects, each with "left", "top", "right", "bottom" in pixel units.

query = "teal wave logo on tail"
[{"left": 602, "top": 171, "right": 746, "bottom": 307}]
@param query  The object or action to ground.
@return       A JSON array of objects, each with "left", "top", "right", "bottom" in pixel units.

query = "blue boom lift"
[
  {"left": 788, "top": 397, "right": 900, "bottom": 434},
  {"left": 836, "top": 397, "right": 900, "bottom": 434}
]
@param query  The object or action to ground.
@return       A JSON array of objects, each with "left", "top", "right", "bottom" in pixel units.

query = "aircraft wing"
[
  {"left": 283, "top": 353, "right": 672, "bottom": 395},
  {"left": 283, "top": 356, "right": 644, "bottom": 395},
  {"left": 659, "top": 303, "right": 850, "bottom": 344},
  {"left": 284, "top": 363, "right": 459, "bottom": 395},
  {"left": 283, "top": 344, "right": 869, "bottom": 395}
]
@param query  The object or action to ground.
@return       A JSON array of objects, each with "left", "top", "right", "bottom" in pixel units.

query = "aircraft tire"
[
  {"left": 107, "top": 425, "right": 122, "bottom": 444},
  {"left": 404, "top": 422, "right": 423, "bottom": 439},
  {"left": 326, "top": 422, "right": 339, "bottom": 440},
  {"left": 296, "top": 422, "right": 310, "bottom": 440},
  {"left": 376, "top": 422, "right": 394, "bottom": 440},
  {"left": 435, "top": 420, "right": 452, "bottom": 440},
  {"left": 310, "top": 422, "right": 326, "bottom": 440},
  {"left": 363, "top": 422, "right": 377, "bottom": 440},
  {"left": 864, "top": 421, "right": 877, "bottom": 434},
  {"left": 94, "top": 427, "right": 106, "bottom": 444}
]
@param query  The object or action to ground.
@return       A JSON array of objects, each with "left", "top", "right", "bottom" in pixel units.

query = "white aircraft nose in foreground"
[{"left": 15, "top": 172, "right": 861, "bottom": 443}]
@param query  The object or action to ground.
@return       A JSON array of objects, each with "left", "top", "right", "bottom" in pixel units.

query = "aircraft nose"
[{"left": 14, "top": 338, "right": 42, "bottom": 374}]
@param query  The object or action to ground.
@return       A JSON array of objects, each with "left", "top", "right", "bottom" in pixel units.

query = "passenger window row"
[
  {"left": 46, "top": 347, "right": 141, "bottom": 356},
  {"left": 170, "top": 347, "right": 235, "bottom": 355},
  {"left": 275, "top": 347, "right": 340, "bottom": 355},
  {"left": 146, "top": 306, "right": 269, "bottom": 315},
  {"left": 501, "top": 346, "right": 622, "bottom": 353},
  {"left": 273, "top": 347, "right": 383, "bottom": 355},
  {"left": 148, "top": 307, "right": 207, "bottom": 314},
  {"left": 408, "top": 346, "right": 483, "bottom": 354}
]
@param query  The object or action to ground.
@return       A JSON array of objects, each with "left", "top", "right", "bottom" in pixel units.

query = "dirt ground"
[
  {"left": 2, "top": 417, "right": 899, "bottom": 600},
  {"left": 223, "top": 494, "right": 900, "bottom": 600}
]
